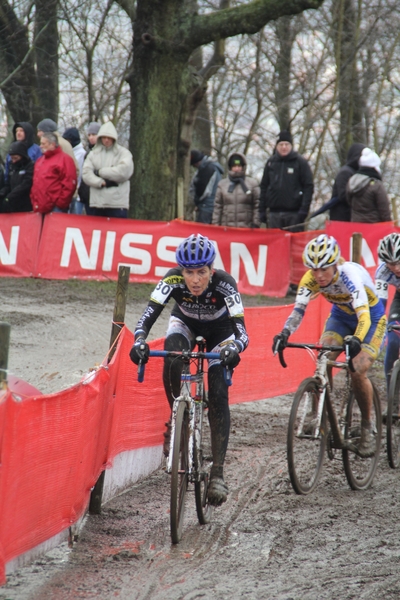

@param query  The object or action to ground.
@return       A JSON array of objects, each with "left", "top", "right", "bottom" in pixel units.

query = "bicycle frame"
[{"left": 281, "top": 342, "right": 358, "bottom": 454}]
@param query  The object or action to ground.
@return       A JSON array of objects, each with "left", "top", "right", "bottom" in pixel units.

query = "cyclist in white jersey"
[
  {"left": 273, "top": 234, "right": 386, "bottom": 457},
  {"left": 375, "top": 233, "right": 400, "bottom": 398}
]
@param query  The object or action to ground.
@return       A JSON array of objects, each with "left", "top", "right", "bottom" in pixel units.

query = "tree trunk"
[
  {"left": 127, "top": 0, "right": 324, "bottom": 221},
  {"left": 34, "top": 0, "right": 59, "bottom": 123}
]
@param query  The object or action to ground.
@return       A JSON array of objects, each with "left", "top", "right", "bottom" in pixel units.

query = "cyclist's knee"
[{"left": 164, "top": 333, "right": 190, "bottom": 352}]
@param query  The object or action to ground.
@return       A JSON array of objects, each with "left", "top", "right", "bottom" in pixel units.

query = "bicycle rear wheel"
[
  {"left": 170, "top": 401, "right": 189, "bottom": 544},
  {"left": 287, "top": 378, "right": 327, "bottom": 495},
  {"left": 342, "top": 381, "right": 381, "bottom": 490},
  {"left": 194, "top": 401, "right": 213, "bottom": 525},
  {"left": 387, "top": 360, "right": 400, "bottom": 469}
]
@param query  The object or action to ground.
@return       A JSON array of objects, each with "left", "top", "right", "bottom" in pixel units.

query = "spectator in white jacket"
[{"left": 82, "top": 121, "right": 133, "bottom": 218}]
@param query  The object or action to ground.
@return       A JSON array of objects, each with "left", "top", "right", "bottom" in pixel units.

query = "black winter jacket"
[
  {"left": 0, "top": 142, "right": 33, "bottom": 213},
  {"left": 259, "top": 150, "right": 313, "bottom": 221}
]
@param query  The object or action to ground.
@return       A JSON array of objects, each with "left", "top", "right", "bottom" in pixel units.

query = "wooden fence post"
[
  {"left": 0, "top": 322, "right": 11, "bottom": 387},
  {"left": 89, "top": 266, "right": 131, "bottom": 514},
  {"left": 352, "top": 233, "right": 363, "bottom": 264}
]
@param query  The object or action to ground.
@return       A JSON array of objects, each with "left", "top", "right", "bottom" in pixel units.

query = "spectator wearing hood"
[
  {"left": 36, "top": 119, "right": 79, "bottom": 179},
  {"left": 82, "top": 121, "right": 133, "bottom": 218},
  {"left": 31, "top": 132, "right": 77, "bottom": 214},
  {"left": 259, "top": 130, "right": 314, "bottom": 232},
  {"left": 63, "top": 127, "right": 87, "bottom": 215},
  {"left": 0, "top": 141, "right": 33, "bottom": 213},
  {"left": 4, "top": 122, "right": 41, "bottom": 183},
  {"left": 212, "top": 153, "right": 260, "bottom": 228},
  {"left": 346, "top": 148, "right": 392, "bottom": 223},
  {"left": 309, "top": 143, "right": 366, "bottom": 222},
  {"left": 189, "top": 150, "right": 224, "bottom": 224}
]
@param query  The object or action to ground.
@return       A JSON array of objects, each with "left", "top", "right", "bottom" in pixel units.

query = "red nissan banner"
[
  {"left": 35, "top": 215, "right": 291, "bottom": 296},
  {"left": 326, "top": 220, "right": 396, "bottom": 278},
  {"left": 0, "top": 213, "right": 42, "bottom": 277}
]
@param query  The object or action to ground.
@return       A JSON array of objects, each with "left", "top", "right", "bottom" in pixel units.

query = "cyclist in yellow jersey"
[{"left": 273, "top": 234, "right": 386, "bottom": 457}]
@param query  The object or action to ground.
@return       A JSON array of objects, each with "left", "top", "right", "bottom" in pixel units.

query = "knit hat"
[
  {"left": 37, "top": 118, "right": 57, "bottom": 133},
  {"left": 190, "top": 150, "right": 204, "bottom": 166},
  {"left": 277, "top": 130, "right": 293, "bottom": 144},
  {"left": 87, "top": 122, "right": 101, "bottom": 135},
  {"left": 8, "top": 141, "right": 29, "bottom": 158},
  {"left": 62, "top": 127, "right": 81, "bottom": 148},
  {"left": 228, "top": 153, "right": 245, "bottom": 168},
  {"left": 359, "top": 148, "right": 381, "bottom": 174}
]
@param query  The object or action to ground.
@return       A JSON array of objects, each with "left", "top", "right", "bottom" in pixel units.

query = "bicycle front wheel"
[
  {"left": 194, "top": 401, "right": 213, "bottom": 525},
  {"left": 170, "top": 401, "right": 189, "bottom": 544},
  {"left": 387, "top": 360, "right": 400, "bottom": 469},
  {"left": 287, "top": 378, "right": 326, "bottom": 495},
  {"left": 343, "top": 382, "right": 381, "bottom": 490}
]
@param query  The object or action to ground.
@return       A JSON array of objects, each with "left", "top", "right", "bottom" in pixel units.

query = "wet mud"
[{"left": 1, "top": 279, "right": 399, "bottom": 600}]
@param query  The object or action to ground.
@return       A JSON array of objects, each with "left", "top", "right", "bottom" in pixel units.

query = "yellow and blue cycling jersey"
[{"left": 284, "top": 262, "right": 386, "bottom": 351}]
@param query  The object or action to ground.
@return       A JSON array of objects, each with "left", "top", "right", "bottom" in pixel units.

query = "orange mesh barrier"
[{"left": 0, "top": 295, "right": 331, "bottom": 583}]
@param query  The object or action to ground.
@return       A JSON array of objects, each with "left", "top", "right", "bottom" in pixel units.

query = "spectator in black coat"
[
  {"left": 0, "top": 142, "right": 33, "bottom": 213},
  {"left": 259, "top": 131, "right": 314, "bottom": 232}
]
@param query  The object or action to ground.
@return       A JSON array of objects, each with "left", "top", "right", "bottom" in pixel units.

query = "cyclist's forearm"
[
  {"left": 283, "top": 305, "right": 306, "bottom": 334},
  {"left": 353, "top": 306, "right": 371, "bottom": 342},
  {"left": 134, "top": 302, "right": 165, "bottom": 339}
]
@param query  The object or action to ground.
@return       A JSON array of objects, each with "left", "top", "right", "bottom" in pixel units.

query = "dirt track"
[{"left": 1, "top": 278, "right": 400, "bottom": 600}]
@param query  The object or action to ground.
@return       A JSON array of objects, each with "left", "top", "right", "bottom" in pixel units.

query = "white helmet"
[
  {"left": 378, "top": 233, "right": 400, "bottom": 263},
  {"left": 303, "top": 234, "right": 340, "bottom": 269}
]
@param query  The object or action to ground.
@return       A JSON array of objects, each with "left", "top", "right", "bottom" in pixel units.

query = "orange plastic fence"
[{"left": 0, "top": 295, "right": 330, "bottom": 583}]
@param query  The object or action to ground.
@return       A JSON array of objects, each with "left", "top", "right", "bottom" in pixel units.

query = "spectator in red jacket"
[{"left": 31, "top": 132, "right": 77, "bottom": 214}]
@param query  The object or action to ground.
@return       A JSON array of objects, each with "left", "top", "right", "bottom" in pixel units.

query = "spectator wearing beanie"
[
  {"left": 259, "top": 130, "right": 314, "bottom": 232},
  {"left": 77, "top": 122, "right": 102, "bottom": 215},
  {"left": 0, "top": 141, "right": 33, "bottom": 213},
  {"left": 37, "top": 119, "right": 79, "bottom": 179},
  {"left": 346, "top": 148, "right": 392, "bottom": 223},
  {"left": 189, "top": 149, "right": 223, "bottom": 223},
  {"left": 63, "top": 127, "right": 87, "bottom": 215},
  {"left": 4, "top": 122, "right": 41, "bottom": 184},
  {"left": 212, "top": 152, "right": 260, "bottom": 228}
]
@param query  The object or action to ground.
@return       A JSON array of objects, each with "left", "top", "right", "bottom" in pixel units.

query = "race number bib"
[
  {"left": 150, "top": 280, "right": 172, "bottom": 304},
  {"left": 225, "top": 292, "right": 244, "bottom": 317}
]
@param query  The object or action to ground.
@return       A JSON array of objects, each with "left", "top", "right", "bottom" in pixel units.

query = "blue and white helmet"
[{"left": 176, "top": 234, "right": 216, "bottom": 268}]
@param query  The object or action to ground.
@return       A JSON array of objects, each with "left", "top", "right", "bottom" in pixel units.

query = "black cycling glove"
[
  {"left": 220, "top": 342, "right": 241, "bottom": 368},
  {"left": 129, "top": 338, "right": 150, "bottom": 365},
  {"left": 345, "top": 335, "right": 362, "bottom": 359},
  {"left": 272, "top": 328, "right": 290, "bottom": 353}
]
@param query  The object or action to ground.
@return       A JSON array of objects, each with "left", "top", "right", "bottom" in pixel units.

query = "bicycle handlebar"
[
  {"left": 137, "top": 349, "right": 232, "bottom": 386},
  {"left": 274, "top": 340, "right": 354, "bottom": 372},
  {"left": 387, "top": 324, "right": 400, "bottom": 332}
]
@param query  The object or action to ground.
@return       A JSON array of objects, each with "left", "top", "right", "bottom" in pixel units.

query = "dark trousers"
[{"left": 269, "top": 211, "right": 304, "bottom": 232}]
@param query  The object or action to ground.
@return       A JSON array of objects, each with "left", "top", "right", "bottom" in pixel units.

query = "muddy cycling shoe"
[
  {"left": 358, "top": 427, "right": 376, "bottom": 458},
  {"left": 207, "top": 477, "right": 228, "bottom": 506},
  {"left": 163, "top": 420, "right": 172, "bottom": 457}
]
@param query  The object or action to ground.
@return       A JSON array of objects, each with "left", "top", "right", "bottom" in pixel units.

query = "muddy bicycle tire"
[
  {"left": 387, "top": 360, "right": 400, "bottom": 469},
  {"left": 287, "top": 377, "right": 327, "bottom": 495},
  {"left": 194, "top": 396, "right": 213, "bottom": 525},
  {"left": 170, "top": 401, "right": 189, "bottom": 544},
  {"left": 342, "top": 381, "right": 381, "bottom": 490}
]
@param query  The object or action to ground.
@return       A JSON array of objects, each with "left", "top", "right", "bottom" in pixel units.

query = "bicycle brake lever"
[
  {"left": 138, "top": 360, "right": 145, "bottom": 383},
  {"left": 223, "top": 366, "right": 232, "bottom": 387},
  {"left": 344, "top": 343, "right": 355, "bottom": 373},
  {"left": 278, "top": 349, "right": 287, "bottom": 368}
]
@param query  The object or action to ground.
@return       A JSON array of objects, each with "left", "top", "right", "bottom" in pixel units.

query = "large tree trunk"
[
  {"left": 0, "top": 0, "right": 59, "bottom": 128},
  {"left": 127, "top": 0, "right": 324, "bottom": 221}
]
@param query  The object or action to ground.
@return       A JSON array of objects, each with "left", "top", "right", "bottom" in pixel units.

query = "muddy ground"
[{"left": 1, "top": 278, "right": 400, "bottom": 600}]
